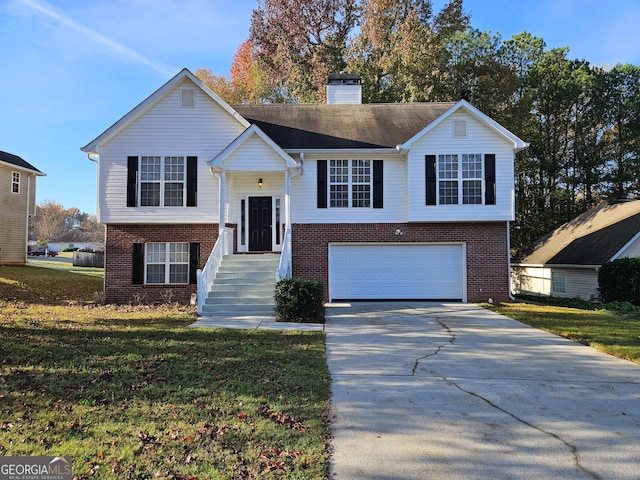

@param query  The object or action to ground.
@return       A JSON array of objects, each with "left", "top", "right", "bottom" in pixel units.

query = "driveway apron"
[{"left": 325, "top": 302, "right": 640, "bottom": 480}]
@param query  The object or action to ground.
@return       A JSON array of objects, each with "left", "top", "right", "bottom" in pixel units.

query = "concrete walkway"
[
  {"left": 325, "top": 302, "right": 640, "bottom": 480},
  {"left": 189, "top": 314, "right": 324, "bottom": 331}
]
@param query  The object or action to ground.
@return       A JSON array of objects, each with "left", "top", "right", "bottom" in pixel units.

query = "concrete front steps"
[{"left": 201, "top": 254, "right": 280, "bottom": 316}]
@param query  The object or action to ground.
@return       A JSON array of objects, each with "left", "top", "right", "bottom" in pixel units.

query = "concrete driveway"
[{"left": 325, "top": 302, "right": 640, "bottom": 480}]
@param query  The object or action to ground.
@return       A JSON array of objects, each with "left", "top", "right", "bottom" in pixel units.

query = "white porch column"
[
  {"left": 284, "top": 169, "right": 291, "bottom": 226},
  {"left": 219, "top": 170, "right": 226, "bottom": 228}
]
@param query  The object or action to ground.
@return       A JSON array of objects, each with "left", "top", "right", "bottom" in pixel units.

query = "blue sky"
[{"left": 1, "top": 0, "right": 639, "bottom": 216}]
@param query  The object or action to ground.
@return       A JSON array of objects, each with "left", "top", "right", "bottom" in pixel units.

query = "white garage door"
[{"left": 329, "top": 243, "right": 465, "bottom": 301}]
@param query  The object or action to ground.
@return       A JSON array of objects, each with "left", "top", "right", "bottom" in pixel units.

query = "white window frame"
[
  {"left": 11, "top": 171, "right": 20, "bottom": 194},
  {"left": 551, "top": 271, "right": 567, "bottom": 294},
  {"left": 139, "top": 156, "right": 186, "bottom": 207},
  {"left": 437, "top": 154, "right": 483, "bottom": 205},
  {"left": 144, "top": 242, "right": 190, "bottom": 285},
  {"left": 329, "top": 159, "right": 372, "bottom": 208}
]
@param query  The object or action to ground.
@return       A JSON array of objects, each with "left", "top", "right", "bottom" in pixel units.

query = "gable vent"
[
  {"left": 453, "top": 120, "right": 467, "bottom": 138},
  {"left": 181, "top": 89, "right": 195, "bottom": 107}
]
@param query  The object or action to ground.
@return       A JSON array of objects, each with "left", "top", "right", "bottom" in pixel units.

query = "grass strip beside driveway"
[{"left": 485, "top": 301, "right": 640, "bottom": 364}]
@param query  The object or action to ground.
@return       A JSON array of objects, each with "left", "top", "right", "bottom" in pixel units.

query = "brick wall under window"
[
  {"left": 105, "top": 224, "right": 218, "bottom": 304},
  {"left": 291, "top": 222, "right": 510, "bottom": 303}
]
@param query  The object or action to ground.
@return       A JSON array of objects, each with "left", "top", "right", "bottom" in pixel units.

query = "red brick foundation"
[
  {"left": 291, "top": 222, "right": 510, "bottom": 303},
  {"left": 104, "top": 224, "right": 218, "bottom": 304}
]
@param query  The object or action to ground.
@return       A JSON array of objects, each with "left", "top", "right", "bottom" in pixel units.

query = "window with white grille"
[
  {"left": 139, "top": 156, "right": 185, "bottom": 207},
  {"left": 329, "top": 159, "right": 372, "bottom": 208},
  {"left": 145, "top": 242, "right": 189, "bottom": 284},
  {"left": 11, "top": 172, "right": 20, "bottom": 194},
  {"left": 438, "top": 154, "right": 483, "bottom": 205}
]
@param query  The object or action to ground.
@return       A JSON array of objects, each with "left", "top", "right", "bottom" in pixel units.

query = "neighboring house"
[
  {"left": 0, "top": 151, "right": 45, "bottom": 265},
  {"left": 47, "top": 229, "right": 103, "bottom": 253},
  {"left": 511, "top": 200, "right": 640, "bottom": 300},
  {"left": 81, "top": 68, "right": 527, "bottom": 308}
]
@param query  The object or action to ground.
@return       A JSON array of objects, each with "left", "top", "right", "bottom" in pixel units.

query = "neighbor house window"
[
  {"left": 551, "top": 271, "right": 567, "bottom": 294},
  {"left": 11, "top": 172, "right": 20, "bottom": 194},
  {"left": 145, "top": 242, "right": 189, "bottom": 284},
  {"left": 139, "top": 156, "right": 185, "bottom": 207},
  {"left": 329, "top": 159, "right": 371, "bottom": 208}
]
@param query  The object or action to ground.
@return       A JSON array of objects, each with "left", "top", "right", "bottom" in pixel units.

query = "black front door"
[{"left": 249, "top": 196, "right": 272, "bottom": 251}]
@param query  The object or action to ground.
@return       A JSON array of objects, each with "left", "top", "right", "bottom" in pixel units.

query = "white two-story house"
[{"left": 82, "top": 69, "right": 527, "bottom": 312}]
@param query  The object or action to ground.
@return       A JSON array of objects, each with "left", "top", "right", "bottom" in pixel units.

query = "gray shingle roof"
[
  {"left": 232, "top": 103, "right": 456, "bottom": 149},
  {"left": 515, "top": 200, "right": 640, "bottom": 266},
  {"left": 0, "top": 150, "right": 43, "bottom": 174}
]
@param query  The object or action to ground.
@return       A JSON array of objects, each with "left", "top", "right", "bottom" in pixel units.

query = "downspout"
[
  {"left": 85, "top": 152, "right": 100, "bottom": 218},
  {"left": 85, "top": 152, "right": 105, "bottom": 295},
  {"left": 25, "top": 173, "right": 32, "bottom": 263},
  {"left": 285, "top": 153, "right": 304, "bottom": 227}
]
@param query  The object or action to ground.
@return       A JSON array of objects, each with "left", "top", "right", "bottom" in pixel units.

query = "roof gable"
[
  {"left": 209, "top": 124, "right": 298, "bottom": 170},
  {"left": 516, "top": 200, "right": 640, "bottom": 266},
  {"left": 0, "top": 150, "right": 45, "bottom": 175},
  {"left": 81, "top": 69, "right": 250, "bottom": 153},
  {"left": 398, "top": 100, "right": 528, "bottom": 151}
]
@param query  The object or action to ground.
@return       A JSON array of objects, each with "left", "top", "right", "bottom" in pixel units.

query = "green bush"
[
  {"left": 274, "top": 278, "right": 325, "bottom": 323},
  {"left": 598, "top": 257, "right": 640, "bottom": 305}
]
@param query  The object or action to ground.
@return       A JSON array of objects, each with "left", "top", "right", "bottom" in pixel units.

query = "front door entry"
[{"left": 249, "top": 196, "right": 272, "bottom": 251}]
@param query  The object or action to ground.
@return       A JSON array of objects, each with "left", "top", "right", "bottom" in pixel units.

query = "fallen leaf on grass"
[{"left": 257, "top": 404, "right": 307, "bottom": 432}]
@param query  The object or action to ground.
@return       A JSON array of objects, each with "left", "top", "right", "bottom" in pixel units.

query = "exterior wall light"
[{"left": 258, "top": 178, "right": 263, "bottom": 188}]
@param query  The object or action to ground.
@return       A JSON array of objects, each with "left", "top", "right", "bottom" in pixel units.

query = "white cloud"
[{"left": 16, "top": 0, "right": 176, "bottom": 76}]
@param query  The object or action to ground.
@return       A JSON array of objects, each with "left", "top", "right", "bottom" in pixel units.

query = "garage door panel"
[{"left": 329, "top": 244, "right": 464, "bottom": 300}]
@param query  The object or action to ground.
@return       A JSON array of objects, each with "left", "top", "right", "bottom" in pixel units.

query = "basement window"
[{"left": 145, "top": 242, "right": 189, "bottom": 284}]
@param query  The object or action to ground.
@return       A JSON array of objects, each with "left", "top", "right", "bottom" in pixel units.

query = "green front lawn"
[
  {"left": 0, "top": 265, "right": 330, "bottom": 479},
  {"left": 485, "top": 300, "right": 640, "bottom": 364}
]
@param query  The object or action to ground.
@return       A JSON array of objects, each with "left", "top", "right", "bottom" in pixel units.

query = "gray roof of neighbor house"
[
  {"left": 48, "top": 229, "right": 93, "bottom": 243},
  {"left": 232, "top": 103, "right": 456, "bottom": 149},
  {"left": 514, "top": 200, "right": 640, "bottom": 266},
  {"left": 0, "top": 150, "right": 44, "bottom": 174}
]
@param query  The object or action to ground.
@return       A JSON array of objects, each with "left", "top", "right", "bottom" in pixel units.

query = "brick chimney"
[{"left": 326, "top": 73, "right": 362, "bottom": 104}]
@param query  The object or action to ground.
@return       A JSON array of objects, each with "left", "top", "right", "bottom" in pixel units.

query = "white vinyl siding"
[
  {"left": 511, "top": 266, "right": 600, "bottom": 301},
  {"left": 408, "top": 110, "right": 516, "bottom": 222},
  {"left": 220, "top": 134, "right": 291, "bottom": 172},
  {"left": 96, "top": 78, "right": 245, "bottom": 223}
]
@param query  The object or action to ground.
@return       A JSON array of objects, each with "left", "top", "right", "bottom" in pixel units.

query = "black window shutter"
[
  {"left": 132, "top": 243, "right": 144, "bottom": 284},
  {"left": 373, "top": 160, "right": 383, "bottom": 208},
  {"left": 317, "top": 160, "right": 327, "bottom": 208},
  {"left": 189, "top": 242, "right": 200, "bottom": 285},
  {"left": 485, "top": 154, "right": 496, "bottom": 205},
  {"left": 187, "top": 156, "right": 197, "bottom": 207},
  {"left": 127, "top": 156, "right": 138, "bottom": 207},
  {"left": 425, "top": 155, "right": 437, "bottom": 205}
]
